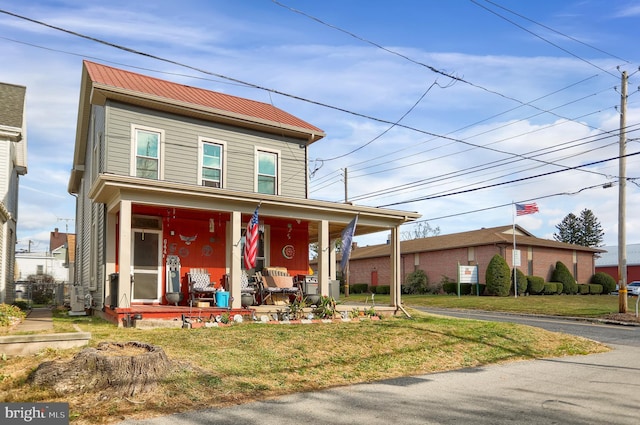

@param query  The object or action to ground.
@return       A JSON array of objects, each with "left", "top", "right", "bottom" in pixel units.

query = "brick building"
[{"left": 347, "top": 225, "right": 603, "bottom": 288}]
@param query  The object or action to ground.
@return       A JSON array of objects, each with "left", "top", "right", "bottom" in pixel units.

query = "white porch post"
[
  {"left": 317, "top": 220, "right": 330, "bottom": 296},
  {"left": 117, "top": 200, "right": 132, "bottom": 308},
  {"left": 329, "top": 239, "right": 337, "bottom": 281},
  {"left": 105, "top": 211, "right": 117, "bottom": 307},
  {"left": 229, "top": 210, "right": 242, "bottom": 309},
  {"left": 390, "top": 226, "right": 401, "bottom": 307}
]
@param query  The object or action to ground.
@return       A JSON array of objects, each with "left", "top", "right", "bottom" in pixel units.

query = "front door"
[{"left": 131, "top": 229, "right": 161, "bottom": 302}]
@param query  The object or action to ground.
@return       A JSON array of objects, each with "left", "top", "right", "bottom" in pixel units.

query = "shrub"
[
  {"left": 589, "top": 284, "right": 603, "bottom": 295},
  {"left": 373, "top": 285, "right": 390, "bottom": 294},
  {"left": 442, "top": 281, "right": 457, "bottom": 294},
  {"left": 590, "top": 272, "right": 616, "bottom": 294},
  {"left": 543, "top": 282, "right": 557, "bottom": 295},
  {"left": 350, "top": 284, "right": 368, "bottom": 294},
  {"left": 459, "top": 283, "right": 472, "bottom": 295},
  {"left": 470, "top": 283, "right": 486, "bottom": 296},
  {"left": 578, "top": 284, "right": 590, "bottom": 294},
  {"left": 12, "top": 300, "right": 30, "bottom": 311},
  {"left": 552, "top": 282, "right": 564, "bottom": 294},
  {"left": 527, "top": 276, "right": 545, "bottom": 295},
  {"left": 511, "top": 268, "right": 528, "bottom": 296},
  {"left": 552, "top": 261, "right": 578, "bottom": 294},
  {"left": 0, "top": 303, "right": 26, "bottom": 327},
  {"left": 485, "top": 254, "right": 511, "bottom": 296},
  {"left": 404, "top": 269, "right": 429, "bottom": 294}
]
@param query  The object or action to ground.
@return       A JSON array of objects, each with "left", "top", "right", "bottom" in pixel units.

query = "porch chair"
[
  {"left": 255, "top": 267, "right": 302, "bottom": 305},
  {"left": 187, "top": 268, "right": 217, "bottom": 307}
]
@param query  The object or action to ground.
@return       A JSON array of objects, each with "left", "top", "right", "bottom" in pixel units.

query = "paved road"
[{"left": 118, "top": 310, "right": 640, "bottom": 425}]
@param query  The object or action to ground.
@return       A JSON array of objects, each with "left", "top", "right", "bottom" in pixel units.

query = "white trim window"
[
  {"left": 198, "top": 138, "right": 226, "bottom": 188},
  {"left": 256, "top": 149, "right": 280, "bottom": 195},
  {"left": 131, "top": 126, "right": 164, "bottom": 179}
]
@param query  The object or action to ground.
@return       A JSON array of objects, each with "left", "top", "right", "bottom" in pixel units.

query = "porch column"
[
  {"left": 390, "top": 226, "right": 401, "bottom": 308},
  {"left": 105, "top": 211, "right": 117, "bottom": 307},
  {"left": 329, "top": 240, "right": 337, "bottom": 280},
  {"left": 317, "top": 219, "right": 330, "bottom": 296},
  {"left": 229, "top": 210, "right": 242, "bottom": 309},
  {"left": 117, "top": 200, "right": 132, "bottom": 308}
]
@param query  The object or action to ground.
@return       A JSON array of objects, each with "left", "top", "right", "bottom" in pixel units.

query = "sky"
[{"left": 1, "top": 0, "right": 639, "bottom": 253}]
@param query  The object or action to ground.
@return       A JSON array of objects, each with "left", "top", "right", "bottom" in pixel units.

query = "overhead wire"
[{"left": 377, "top": 150, "right": 640, "bottom": 208}]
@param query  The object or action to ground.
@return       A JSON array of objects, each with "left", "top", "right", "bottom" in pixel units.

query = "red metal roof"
[{"left": 83, "top": 61, "right": 324, "bottom": 135}]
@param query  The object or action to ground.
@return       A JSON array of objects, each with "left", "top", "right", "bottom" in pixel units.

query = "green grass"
[
  {"left": 348, "top": 293, "right": 624, "bottom": 317},
  {"left": 0, "top": 304, "right": 610, "bottom": 424}
]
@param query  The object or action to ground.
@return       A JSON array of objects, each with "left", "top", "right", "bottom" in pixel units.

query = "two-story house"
[
  {"left": 68, "top": 61, "right": 419, "bottom": 321},
  {"left": 0, "top": 82, "right": 28, "bottom": 304}
]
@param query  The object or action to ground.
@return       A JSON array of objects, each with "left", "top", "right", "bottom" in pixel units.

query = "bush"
[
  {"left": 485, "top": 254, "right": 511, "bottom": 296},
  {"left": 552, "top": 282, "right": 564, "bottom": 294},
  {"left": 442, "top": 281, "right": 457, "bottom": 294},
  {"left": 459, "top": 283, "right": 473, "bottom": 295},
  {"left": 350, "top": 283, "right": 368, "bottom": 294},
  {"left": 543, "top": 282, "right": 557, "bottom": 295},
  {"left": 578, "top": 284, "right": 590, "bottom": 294},
  {"left": 0, "top": 303, "right": 26, "bottom": 327},
  {"left": 470, "top": 283, "right": 486, "bottom": 296},
  {"left": 12, "top": 300, "right": 30, "bottom": 311},
  {"left": 404, "top": 269, "right": 429, "bottom": 294},
  {"left": 589, "top": 284, "right": 603, "bottom": 295},
  {"left": 372, "top": 285, "right": 390, "bottom": 294},
  {"left": 527, "top": 276, "right": 545, "bottom": 295},
  {"left": 552, "top": 261, "right": 578, "bottom": 294},
  {"left": 511, "top": 268, "right": 527, "bottom": 296},
  {"left": 590, "top": 272, "right": 616, "bottom": 294}
]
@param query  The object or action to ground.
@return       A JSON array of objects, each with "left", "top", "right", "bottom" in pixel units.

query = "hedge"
[
  {"left": 578, "top": 284, "right": 590, "bottom": 294},
  {"left": 349, "top": 283, "right": 369, "bottom": 294},
  {"left": 590, "top": 272, "right": 616, "bottom": 294},
  {"left": 527, "top": 276, "right": 545, "bottom": 295},
  {"left": 589, "top": 284, "right": 603, "bottom": 295},
  {"left": 371, "top": 285, "right": 390, "bottom": 294},
  {"left": 543, "top": 282, "right": 557, "bottom": 295}
]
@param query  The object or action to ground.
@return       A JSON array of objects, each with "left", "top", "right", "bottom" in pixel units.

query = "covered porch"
[{"left": 90, "top": 174, "right": 420, "bottom": 317}]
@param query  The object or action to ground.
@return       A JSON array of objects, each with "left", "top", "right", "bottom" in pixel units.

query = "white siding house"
[{"left": 0, "top": 82, "right": 28, "bottom": 303}]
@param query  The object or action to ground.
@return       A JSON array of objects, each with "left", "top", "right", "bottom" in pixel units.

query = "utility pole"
[
  {"left": 618, "top": 70, "right": 628, "bottom": 314},
  {"left": 343, "top": 168, "right": 348, "bottom": 203}
]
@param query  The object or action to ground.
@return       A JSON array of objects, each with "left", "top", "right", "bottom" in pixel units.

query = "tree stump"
[{"left": 28, "top": 341, "right": 173, "bottom": 396}]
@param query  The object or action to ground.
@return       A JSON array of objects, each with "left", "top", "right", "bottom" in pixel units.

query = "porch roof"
[{"left": 89, "top": 174, "right": 421, "bottom": 240}]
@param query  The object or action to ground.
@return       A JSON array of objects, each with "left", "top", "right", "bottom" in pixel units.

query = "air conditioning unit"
[{"left": 69, "top": 284, "right": 87, "bottom": 316}]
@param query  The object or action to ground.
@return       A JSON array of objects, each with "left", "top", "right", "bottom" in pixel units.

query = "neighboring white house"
[
  {"left": 0, "top": 82, "right": 28, "bottom": 304},
  {"left": 14, "top": 251, "right": 69, "bottom": 283}
]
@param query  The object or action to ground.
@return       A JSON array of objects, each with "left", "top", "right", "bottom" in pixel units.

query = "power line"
[
  {"left": 471, "top": 0, "right": 620, "bottom": 78},
  {"left": 377, "top": 150, "right": 640, "bottom": 208},
  {"left": 480, "top": 0, "right": 630, "bottom": 65}
]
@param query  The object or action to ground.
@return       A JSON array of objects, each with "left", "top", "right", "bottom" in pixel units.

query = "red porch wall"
[{"left": 267, "top": 218, "right": 309, "bottom": 277}]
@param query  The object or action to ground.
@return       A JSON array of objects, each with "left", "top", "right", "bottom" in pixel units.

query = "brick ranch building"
[{"left": 346, "top": 225, "right": 604, "bottom": 289}]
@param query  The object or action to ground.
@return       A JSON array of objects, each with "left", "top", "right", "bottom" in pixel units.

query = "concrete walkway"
[
  {"left": 0, "top": 308, "right": 90, "bottom": 357},
  {"left": 13, "top": 307, "right": 54, "bottom": 332}
]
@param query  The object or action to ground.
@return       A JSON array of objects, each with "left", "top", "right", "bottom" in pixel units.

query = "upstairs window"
[
  {"left": 132, "top": 127, "right": 162, "bottom": 179},
  {"left": 257, "top": 150, "right": 278, "bottom": 195},
  {"left": 199, "top": 140, "right": 224, "bottom": 188}
]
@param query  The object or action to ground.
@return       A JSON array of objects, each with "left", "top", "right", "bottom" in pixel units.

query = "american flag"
[
  {"left": 244, "top": 206, "right": 260, "bottom": 269},
  {"left": 516, "top": 203, "right": 539, "bottom": 216}
]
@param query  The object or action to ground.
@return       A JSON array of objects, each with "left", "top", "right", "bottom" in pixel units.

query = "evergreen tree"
[
  {"left": 553, "top": 209, "right": 603, "bottom": 247},
  {"left": 579, "top": 209, "right": 604, "bottom": 247},
  {"left": 485, "top": 254, "right": 511, "bottom": 297}
]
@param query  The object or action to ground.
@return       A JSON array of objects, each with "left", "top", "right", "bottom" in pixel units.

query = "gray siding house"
[
  {"left": 0, "top": 82, "right": 28, "bottom": 304},
  {"left": 68, "top": 61, "right": 419, "bottom": 321}
]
